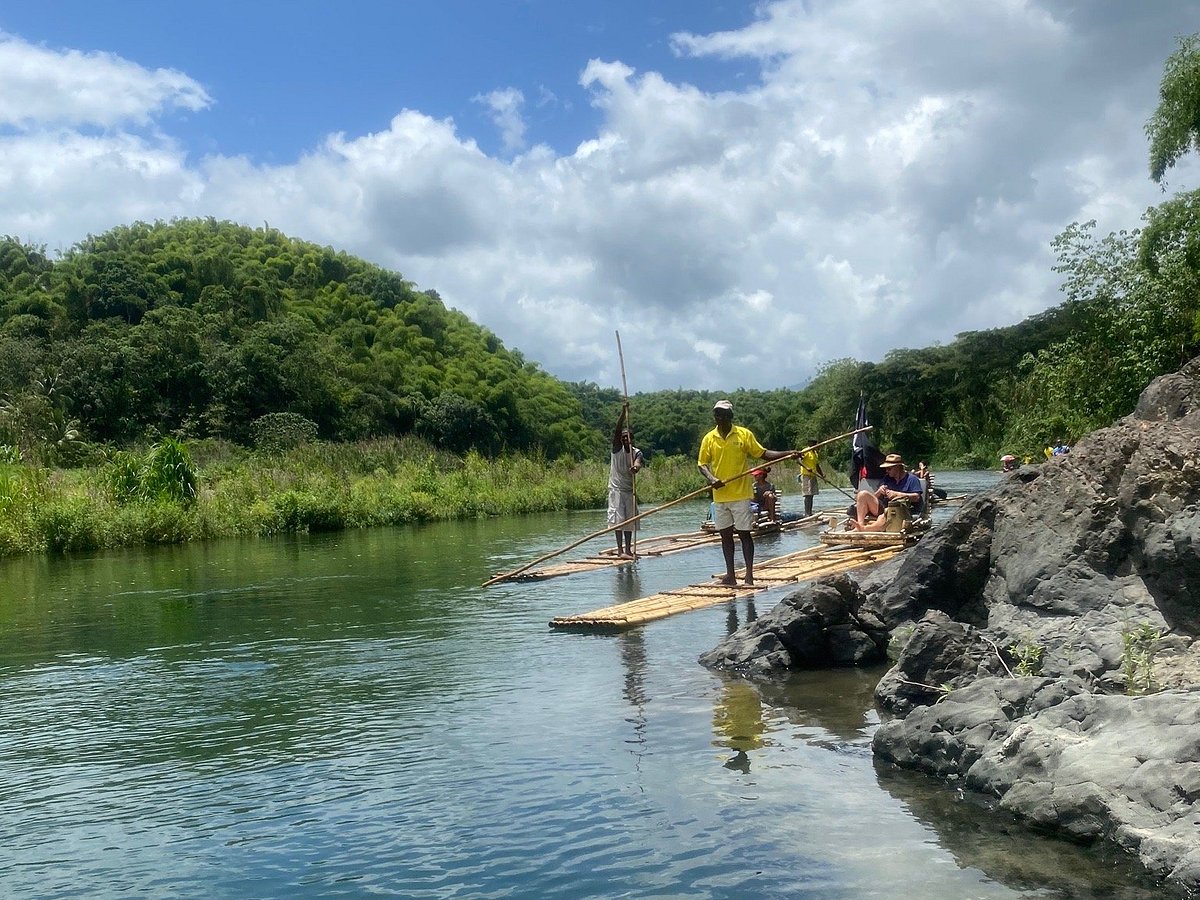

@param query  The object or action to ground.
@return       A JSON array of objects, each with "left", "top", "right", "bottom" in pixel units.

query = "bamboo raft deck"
[
  {"left": 548, "top": 541, "right": 904, "bottom": 630},
  {"left": 818, "top": 517, "right": 931, "bottom": 547},
  {"left": 496, "top": 514, "right": 825, "bottom": 582}
]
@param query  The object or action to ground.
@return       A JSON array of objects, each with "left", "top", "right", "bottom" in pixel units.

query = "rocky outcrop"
[
  {"left": 700, "top": 356, "right": 1200, "bottom": 891},
  {"left": 874, "top": 678, "right": 1200, "bottom": 887},
  {"left": 697, "top": 574, "right": 889, "bottom": 673}
]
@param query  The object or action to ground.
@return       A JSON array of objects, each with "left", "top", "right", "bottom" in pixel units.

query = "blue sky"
[
  {"left": 6, "top": 2, "right": 754, "bottom": 160},
  {"left": 3, "top": 2, "right": 1200, "bottom": 391}
]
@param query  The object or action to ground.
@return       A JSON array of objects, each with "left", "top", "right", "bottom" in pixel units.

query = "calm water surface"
[{"left": 0, "top": 472, "right": 1172, "bottom": 897}]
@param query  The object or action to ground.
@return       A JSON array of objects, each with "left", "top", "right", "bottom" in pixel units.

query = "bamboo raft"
[
  {"left": 548, "top": 541, "right": 904, "bottom": 630},
  {"left": 496, "top": 514, "right": 826, "bottom": 582}
]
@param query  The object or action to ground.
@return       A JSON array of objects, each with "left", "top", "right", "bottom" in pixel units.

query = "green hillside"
[{"left": 0, "top": 219, "right": 596, "bottom": 460}]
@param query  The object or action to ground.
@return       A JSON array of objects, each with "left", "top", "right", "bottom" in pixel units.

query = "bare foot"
[
  {"left": 743, "top": 576, "right": 755, "bottom": 585},
  {"left": 717, "top": 575, "right": 737, "bottom": 586}
]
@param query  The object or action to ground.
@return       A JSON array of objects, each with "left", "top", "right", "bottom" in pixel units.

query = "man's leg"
[
  {"left": 804, "top": 491, "right": 814, "bottom": 517},
  {"left": 622, "top": 530, "right": 634, "bottom": 555},
  {"left": 855, "top": 490, "right": 881, "bottom": 525},
  {"left": 738, "top": 530, "right": 755, "bottom": 584},
  {"left": 718, "top": 527, "right": 737, "bottom": 584}
]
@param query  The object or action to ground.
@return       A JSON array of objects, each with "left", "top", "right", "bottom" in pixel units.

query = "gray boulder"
[
  {"left": 698, "top": 574, "right": 889, "bottom": 673},
  {"left": 875, "top": 679, "right": 1200, "bottom": 886}
]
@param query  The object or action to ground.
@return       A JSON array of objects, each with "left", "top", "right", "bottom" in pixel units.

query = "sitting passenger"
[
  {"left": 913, "top": 459, "right": 948, "bottom": 500},
  {"left": 849, "top": 453, "right": 924, "bottom": 532},
  {"left": 751, "top": 468, "right": 779, "bottom": 523}
]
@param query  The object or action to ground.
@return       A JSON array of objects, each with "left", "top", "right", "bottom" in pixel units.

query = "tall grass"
[{"left": 0, "top": 438, "right": 718, "bottom": 557}]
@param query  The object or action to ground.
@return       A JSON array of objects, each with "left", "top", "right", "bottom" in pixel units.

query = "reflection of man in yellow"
[{"left": 712, "top": 678, "right": 767, "bottom": 772}]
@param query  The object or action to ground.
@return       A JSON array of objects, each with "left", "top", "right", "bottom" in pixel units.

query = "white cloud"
[
  {"left": 4, "top": 1, "right": 1200, "bottom": 394},
  {"left": 473, "top": 87, "right": 528, "bottom": 154},
  {"left": 0, "top": 32, "right": 210, "bottom": 129}
]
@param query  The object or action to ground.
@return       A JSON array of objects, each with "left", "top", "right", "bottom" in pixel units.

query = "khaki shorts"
[
  {"left": 713, "top": 499, "right": 753, "bottom": 531},
  {"left": 800, "top": 475, "right": 818, "bottom": 496}
]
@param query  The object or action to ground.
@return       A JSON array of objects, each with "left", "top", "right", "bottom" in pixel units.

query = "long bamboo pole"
[
  {"left": 815, "top": 469, "right": 858, "bottom": 503},
  {"left": 615, "top": 331, "right": 637, "bottom": 556},
  {"left": 482, "top": 424, "right": 873, "bottom": 586}
]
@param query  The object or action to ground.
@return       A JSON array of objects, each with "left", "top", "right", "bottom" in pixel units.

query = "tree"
[
  {"left": 1147, "top": 33, "right": 1200, "bottom": 184},
  {"left": 416, "top": 393, "right": 497, "bottom": 454}
]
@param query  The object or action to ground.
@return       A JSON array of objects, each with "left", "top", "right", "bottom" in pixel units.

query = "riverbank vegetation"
[
  {"left": 3, "top": 36, "right": 1200, "bottom": 554},
  {"left": 0, "top": 436, "right": 707, "bottom": 557}
]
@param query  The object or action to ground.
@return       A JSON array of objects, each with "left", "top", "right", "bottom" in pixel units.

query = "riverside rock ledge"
[{"left": 699, "top": 357, "right": 1200, "bottom": 891}]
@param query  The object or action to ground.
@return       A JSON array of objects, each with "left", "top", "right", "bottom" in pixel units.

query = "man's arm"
[
  {"left": 879, "top": 477, "right": 921, "bottom": 504},
  {"left": 612, "top": 405, "right": 628, "bottom": 451}
]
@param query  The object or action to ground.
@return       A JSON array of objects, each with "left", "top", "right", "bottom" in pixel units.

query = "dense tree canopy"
[{"left": 0, "top": 219, "right": 598, "bottom": 459}]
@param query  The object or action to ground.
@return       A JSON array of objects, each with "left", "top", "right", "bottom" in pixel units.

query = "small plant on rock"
[
  {"left": 1009, "top": 640, "right": 1044, "bottom": 676},
  {"left": 886, "top": 624, "right": 915, "bottom": 662},
  {"left": 1122, "top": 623, "right": 1164, "bottom": 695}
]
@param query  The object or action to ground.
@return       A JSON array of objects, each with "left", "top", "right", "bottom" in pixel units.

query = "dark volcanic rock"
[
  {"left": 873, "top": 610, "right": 1013, "bottom": 715},
  {"left": 875, "top": 679, "right": 1200, "bottom": 885},
  {"left": 698, "top": 574, "right": 888, "bottom": 674}
]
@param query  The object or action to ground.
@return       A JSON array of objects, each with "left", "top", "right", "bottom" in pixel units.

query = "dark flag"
[{"left": 849, "top": 394, "right": 885, "bottom": 490}]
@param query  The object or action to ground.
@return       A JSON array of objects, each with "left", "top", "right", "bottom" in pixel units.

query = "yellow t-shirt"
[
  {"left": 799, "top": 449, "right": 819, "bottom": 478},
  {"left": 698, "top": 424, "right": 766, "bottom": 503}
]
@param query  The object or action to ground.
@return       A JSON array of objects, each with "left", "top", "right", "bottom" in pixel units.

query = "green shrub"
[
  {"left": 106, "top": 450, "right": 144, "bottom": 503},
  {"left": 105, "top": 439, "right": 197, "bottom": 505},
  {"left": 1122, "top": 623, "right": 1164, "bottom": 695},
  {"left": 114, "top": 501, "right": 195, "bottom": 544},
  {"left": 0, "top": 519, "right": 27, "bottom": 555},
  {"left": 36, "top": 498, "right": 106, "bottom": 552},
  {"left": 142, "top": 438, "right": 198, "bottom": 503},
  {"left": 266, "top": 489, "right": 345, "bottom": 534},
  {"left": 1008, "top": 640, "right": 1044, "bottom": 676},
  {"left": 251, "top": 413, "right": 319, "bottom": 454}
]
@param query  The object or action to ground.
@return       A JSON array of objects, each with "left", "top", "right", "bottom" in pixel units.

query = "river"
[{"left": 0, "top": 471, "right": 1173, "bottom": 897}]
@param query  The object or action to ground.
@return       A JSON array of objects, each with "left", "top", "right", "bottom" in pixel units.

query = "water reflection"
[
  {"left": 613, "top": 564, "right": 645, "bottom": 605},
  {"left": 754, "top": 668, "right": 884, "bottom": 745},
  {"left": 874, "top": 764, "right": 1182, "bottom": 898},
  {"left": 724, "top": 596, "right": 758, "bottom": 635},
  {"left": 712, "top": 678, "right": 768, "bottom": 773},
  {"left": 618, "top": 627, "right": 649, "bottom": 771}
]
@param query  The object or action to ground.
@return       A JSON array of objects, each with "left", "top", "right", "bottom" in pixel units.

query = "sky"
[{"left": 3, "top": 0, "right": 1200, "bottom": 392}]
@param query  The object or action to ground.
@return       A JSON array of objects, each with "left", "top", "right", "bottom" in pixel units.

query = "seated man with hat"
[{"left": 849, "top": 452, "right": 924, "bottom": 532}]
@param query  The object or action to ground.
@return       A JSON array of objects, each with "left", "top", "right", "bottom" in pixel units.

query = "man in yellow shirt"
[
  {"left": 698, "top": 399, "right": 797, "bottom": 586},
  {"left": 798, "top": 439, "right": 827, "bottom": 518}
]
